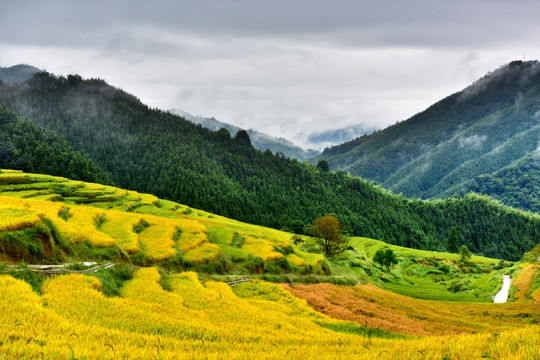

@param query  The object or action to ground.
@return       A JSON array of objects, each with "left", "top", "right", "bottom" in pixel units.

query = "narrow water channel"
[{"left": 493, "top": 275, "right": 512, "bottom": 303}]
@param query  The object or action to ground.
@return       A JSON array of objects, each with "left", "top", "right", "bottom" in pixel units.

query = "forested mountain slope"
[
  {"left": 0, "top": 105, "right": 109, "bottom": 183},
  {"left": 317, "top": 61, "right": 540, "bottom": 211},
  {"left": 0, "top": 71, "right": 539, "bottom": 260}
]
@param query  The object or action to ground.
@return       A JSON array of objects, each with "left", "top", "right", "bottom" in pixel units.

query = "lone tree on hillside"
[
  {"left": 307, "top": 215, "right": 349, "bottom": 257},
  {"left": 447, "top": 227, "right": 460, "bottom": 253},
  {"left": 460, "top": 244, "right": 472, "bottom": 262}
]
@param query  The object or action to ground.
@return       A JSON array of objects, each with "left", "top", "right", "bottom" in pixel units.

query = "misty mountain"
[
  {"left": 0, "top": 71, "right": 537, "bottom": 259},
  {"left": 170, "top": 109, "right": 319, "bottom": 161},
  {"left": 0, "top": 104, "right": 109, "bottom": 183},
  {"left": 317, "top": 60, "right": 540, "bottom": 212},
  {"left": 0, "top": 64, "right": 42, "bottom": 83},
  {"left": 306, "top": 124, "right": 373, "bottom": 151}
]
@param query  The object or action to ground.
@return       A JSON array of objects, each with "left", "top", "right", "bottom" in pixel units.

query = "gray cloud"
[
  {"left": 4, "top": 0, "right": 540, "bottom": 48},
  {"left": 1, "top": 0, "right": 540, "bottom": 149}
]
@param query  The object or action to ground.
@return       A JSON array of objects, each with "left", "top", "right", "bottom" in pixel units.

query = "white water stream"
[{"left": 493, "top": 275, "right": 512, "bottom": 303}]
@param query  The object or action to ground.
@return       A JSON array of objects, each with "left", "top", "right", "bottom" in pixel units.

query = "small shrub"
[
  {"left": 264, "top": 258, "right": 296, "bottom": 274},
  {"left": 321, "top": 259, "right": 332, "bottom": 275},
  {"left": 230, "top": 233, "right": 245, "bottom": 248},
  {"left": 273, "top": 245, "right": 295, "bottom": 256},
  {"left": 69, "top": 241, "right": 126, "bottom": 262},
  {"left": 291, "top": 235, "right": 305, "bottom": 246},
  {"left": 244, "top": 254, "right": 264, "bottom": 274},
  {"left": 94, "top": 214, "right": 107, "bottom": 229},
  {"left": 159, "top": 247, "right": 185, "bottom": 271},
  {"left": 130, "top": 251, "right": 147, "bottom": 266},
  {"left": 447, "top": 279, "right": 471, "bottom": 293},
  {"left": 4, "top": 268, "right": 46, "bottom": 294},
  {"left": 172, "top": 228, "right": 183, "bottom": 242},
  {"left": 58, "top": 207, "right": 71, "bottom": 221},
  {"left": 133, "top": 219, "right": 150, "bottom": 234},
  {"left": 191, "top": 256, "right": 232, "bottom": 275},
  {"left": 65, "top": 262, "right": 87, "bottom": 271}
]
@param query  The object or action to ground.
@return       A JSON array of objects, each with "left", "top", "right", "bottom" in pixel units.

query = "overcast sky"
[{"left": 1, "top": 0, "right": 540, "bottom": 149}]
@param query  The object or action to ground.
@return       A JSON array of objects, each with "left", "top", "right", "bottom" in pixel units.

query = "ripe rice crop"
[
  {"left": 184, "top": 242, "right": 222, "bottom": 264},
  {"left": 286, "top": 253, "right": 306, "bottom": 266},
  {"left": 242, "top": 233, "right": 284, "bottom": 261},
  {"left": 294, "top": 247, "right": 324, "bottom": 267},
  {"left": 137, "top": 217, "right": 178, "bottom": 261},
  {"left": 99, "top": 211, "right": 143, "bottom": 254},
  {"left": 176, "top": 219, "right": 208, "bottom": 253},
  {"left": 65, "top": 207, "right": 117, "bottom": 247},
  {"left": 532, "top": 287, "right": 540, "bottom": 303},
  {"left": 512, "top": 263, "right": 540, "bottom": 301},
  {"left": 1, "top": 272, "right": 540, "bottom": 359},
  {"left": 0, "top": 205, "right": 42, "bottom": 232}
]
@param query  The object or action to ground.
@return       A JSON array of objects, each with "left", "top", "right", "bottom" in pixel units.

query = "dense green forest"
[
  {"left": 0, "top": 105, "right": 109, "bottom": 183},
  {"left": 449, "top": 153, "right": 540, "bottom": 212},
  {"left": 0, "top": 72, "right": 539, "bottom": 260},
  {"left": 317, "top": 61, "right": 540, "bottom": 212}
]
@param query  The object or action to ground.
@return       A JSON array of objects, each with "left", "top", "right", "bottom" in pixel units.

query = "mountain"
[
  {"left": 170, "top": 109, "right": 319, "bottom": 161},
  {"left": 448, "top": 153, "right": 540, "bottom": 212},
  {"left": 0, "top": 64, "right": 42, "bottom": 83},
  {"left": 0, "top": 71, "right": 539, "bottom": 260},
  {"left": 317, "top": 60, "right": 540, "bottom": 212},
  {"left": 306, "top": 124, "right": 373, "bottom": 151}
]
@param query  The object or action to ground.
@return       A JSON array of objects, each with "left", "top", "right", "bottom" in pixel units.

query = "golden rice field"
[
  {"left": 511, "top": 263, "right": 540, "bottom": 302},
  {"left": 1, "top": 269, "right": 540, "bottom": 360},
  {"left": 0, "top": 170, "right": 320, "bottom": 268},
  {"left": 2, "top": 169, "right": 540, "bottom": 358}
]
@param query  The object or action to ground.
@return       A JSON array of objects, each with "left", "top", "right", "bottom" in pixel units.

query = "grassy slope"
[
  {"left": 1, "top": 170, "right": 540, "bottom": 358},
  {"left": 0, "top": 168, "right": 528, "bottom": 303},
  {"left": 330, "top": 237, "right": 511, "bottom": 302},
  {"left": 0, "top": 169, "right": 324, "bottom": 278}
]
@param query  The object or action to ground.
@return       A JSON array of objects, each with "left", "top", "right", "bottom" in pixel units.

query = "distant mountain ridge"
[
  {"left": 170, "top": 109, "right": 319, "bottom": 161},
  {"left": 317, "top": 60, "right": 540, "bottom": 212},
  {"left": 0, "top": 64, "right": 42, "bottom": 83}
]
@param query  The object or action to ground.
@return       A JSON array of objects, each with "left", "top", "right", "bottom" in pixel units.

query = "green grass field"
[{"left": 327, "top": 237, "right": 510, "bottom": 301}]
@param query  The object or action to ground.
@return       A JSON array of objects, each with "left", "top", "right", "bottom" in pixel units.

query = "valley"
[
  {"left": 1, "top": 63, "right": 540, "bottom": 359},
  {"left": 3, "top": 0, "right": 540, "bottom": 356},
  {"left": 0, "top": 168, "right": 539, "bottom": 359}
]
